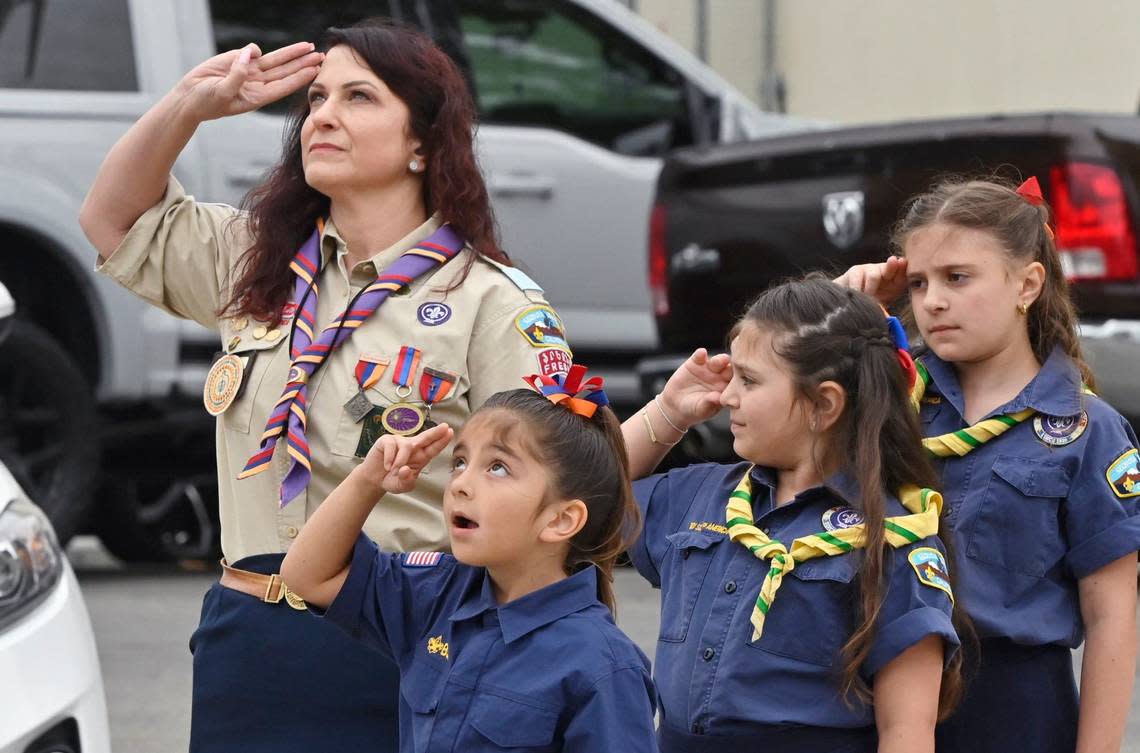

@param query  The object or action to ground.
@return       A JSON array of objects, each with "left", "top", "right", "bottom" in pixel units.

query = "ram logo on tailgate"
[{"left": 822, "top": 190, "right": 865, "bottom": 249}]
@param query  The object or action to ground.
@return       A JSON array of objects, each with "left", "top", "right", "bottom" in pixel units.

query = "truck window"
[
  {"left": 209, "top": 0, "right": 411, "bottom": 116},
  {"left": 0, "top": 0, "right": 137, "bottom": 91},
  {"left": 457, "top": 0, "right": 693, "bottom": 157}
]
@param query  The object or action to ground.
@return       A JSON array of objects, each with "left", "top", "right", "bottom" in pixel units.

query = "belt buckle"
[{"left": 263, "top": 573, "right": 307, "bottom": 610}]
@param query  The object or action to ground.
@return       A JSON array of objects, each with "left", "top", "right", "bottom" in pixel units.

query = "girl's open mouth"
[{"left": 451, "top": 514, "right": 479, "bottom": 530}]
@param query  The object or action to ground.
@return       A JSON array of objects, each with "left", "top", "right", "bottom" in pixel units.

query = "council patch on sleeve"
[
  {"left": 908, "top": 547, "right": 953, "bottom": 601},
  {"left": 1106, "top": 448, "right": 1140, "bottom": 499},
  {"left": 514, "top": 305, "right": 569, "bottom": 351},
  {"left": 402, "top": 551, "right": 442, "bottom": 568}
]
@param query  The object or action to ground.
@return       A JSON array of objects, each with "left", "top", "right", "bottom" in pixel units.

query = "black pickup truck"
[{"left": 638, "top": 112, "right": 1140, "bottom": 460}]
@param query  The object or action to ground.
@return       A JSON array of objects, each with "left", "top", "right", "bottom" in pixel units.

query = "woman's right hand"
[
  {"left": 658, "top": 348, "right": 732, "bottom": 430},
  {"left": 175, "top": 42, "right": 324, "bottom": 122},
  {"left": 832, "top": 256, "right": 910, "bottom": 306}
]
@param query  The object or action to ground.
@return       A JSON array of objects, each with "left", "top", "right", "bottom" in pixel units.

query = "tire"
[
  {"left": 0, "top": 319, "right": 99, "bottom": 543},
  {"left": 93, "top": 408, "right": 222, "bottom": 563}
]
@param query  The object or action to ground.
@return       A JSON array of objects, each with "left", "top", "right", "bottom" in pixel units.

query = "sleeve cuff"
[
  {"left": 94, "top": 174, "right": 184, "bottom": 285},
  {"left": 863, "top": 606, "right": 959, "bottom": 677},
  {"left": 1066, "top": 514, "right": 1140, "bottom": 579},
  {"left": 319, "top": 532, "right": 381, "bottom": 636}
]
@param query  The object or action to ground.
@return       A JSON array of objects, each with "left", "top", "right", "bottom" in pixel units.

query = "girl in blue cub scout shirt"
[
  {"left": 281, "top": 369, "right": 658, "bottom": 753},
  {"left": 620, "top": 277, "right": 967, "bottom": 753},
  {"left": 837, "top": 177, "right": 1140, "bottom": 753}
]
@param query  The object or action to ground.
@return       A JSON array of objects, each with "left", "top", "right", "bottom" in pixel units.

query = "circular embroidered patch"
[
  {"left": 417, "top": 302, "right": 452, "bottom": 326},
  {"left": 1033, "top": 412, "right": 1088, "bottom": 447},
  {"left": 821, "top": 506, "right": 864, "bottom": 532},
  {"left": 203, "top": 354, "right": 244, "bottom": 416}
]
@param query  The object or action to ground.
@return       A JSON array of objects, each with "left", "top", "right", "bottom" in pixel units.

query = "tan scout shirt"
[{"left": 97, "top": 176, "right": 572, "bottom": 561}]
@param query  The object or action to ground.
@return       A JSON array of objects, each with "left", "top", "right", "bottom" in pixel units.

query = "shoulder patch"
[
  {"left": 1033, "top": 412, "right": 1088, "bottom": 447},
  {"left": 514, "top": 305, "right": 570, "bottom": 351},
  {"left": 484, "top": 258, "right": 543, "bottom": 293},
  {"left": 402, "top": 551, "right": 443, "bottom": 568},
  {"left": 908, "top": 547, "right": 954, "bottom": 601},
  {"left": 1106, "top": 448, "right": 1140, "bottom": 499}
]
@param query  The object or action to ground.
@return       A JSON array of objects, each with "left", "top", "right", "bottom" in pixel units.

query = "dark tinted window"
[
  {"left": 0, "top": 0, "right": 137, "bottom": 91},
  {"left": 457, "top": 0, "right": 692, "bottom": 156},
  {"left": 210, "top": 1, "right": 403, "bottom": 115}
]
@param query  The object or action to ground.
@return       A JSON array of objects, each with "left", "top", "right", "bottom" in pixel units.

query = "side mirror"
[{"left": 0, "top": 281, "right": 14, "bottom": 345}]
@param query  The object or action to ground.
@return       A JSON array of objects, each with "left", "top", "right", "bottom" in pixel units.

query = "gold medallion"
[
  {"left": 203, "top": 354, "right": 244, "bottom": 416},
  {"left": 380, "top": 402, "right": 426, "bottom": 436}
]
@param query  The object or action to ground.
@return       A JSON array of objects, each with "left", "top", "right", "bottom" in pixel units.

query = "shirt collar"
[
  {"left": 321, "top": 213, "right": 444, "bottom": 272},
  {"left": 448, "top": 566, "right": 602, "bottom": 644},
  {"left": 746, "top": 464, "right": 859, "bottom": 509},
  {"left": 921, "top": 346, "right": 1083, "bottom": 419}
]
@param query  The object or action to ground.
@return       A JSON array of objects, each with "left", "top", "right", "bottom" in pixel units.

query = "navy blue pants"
[
  {"left": 936, "top": 638, "right": 1078, "bottom": 753},
  {"left": 659, "top": 723, "right": 875, "bottom": 753},
  {"left": 189, "top": 553, "right": 401, "bottom": 753}
]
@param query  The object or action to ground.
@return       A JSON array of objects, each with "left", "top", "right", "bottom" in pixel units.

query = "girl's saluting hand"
[{"left": 361, "top": 423, "right": 455, "bottom": 494}]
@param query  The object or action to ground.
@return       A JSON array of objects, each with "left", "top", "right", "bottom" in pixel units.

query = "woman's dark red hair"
[{"left": 221, "top": 18, "right": 504, "bottom": 322}]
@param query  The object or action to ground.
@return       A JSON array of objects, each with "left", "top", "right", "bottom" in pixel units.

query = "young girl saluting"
[
  {"left": 837, "top": 177, "right": 1140, "bottom": 753},
  {"left": 281, "top": 367, "right": 658, "bottom": 752},
  {"left": 623, "top": 277, "right": 966, "bottom": 753}
]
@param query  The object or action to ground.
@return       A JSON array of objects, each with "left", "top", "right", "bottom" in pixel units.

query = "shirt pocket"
[
  {"left": 746, "top": 555, "right": 859, "bottom": 667},
  {"left": 331, "top": 349, "right": 466, "bottom": 458},
  {"left": 966, "top": 455, "right": 1071, "bottom": 577},
  {"left": 658, "top": 530, "right": 724, "bottom": 643},
  {"left": 222, "top": 336, "right": 290, "bottom": 435},
  {"left": 467, "top": 693, "right": 559, "bottom": 749},
  {"left": 399, "top": 662, "right": 447, "bottom": 752}
]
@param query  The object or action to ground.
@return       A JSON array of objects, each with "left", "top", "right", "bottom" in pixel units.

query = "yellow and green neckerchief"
[
  {"left": 725, "top": 468, "right": 943, "bottom": 641},
  {"left": 911, "top": 360, "right": 1094, "bottom": 459}
]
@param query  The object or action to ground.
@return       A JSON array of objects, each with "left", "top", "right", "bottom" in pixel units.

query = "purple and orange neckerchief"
[{"left": 238, "top": 220, "right": 465, "bottom": 506}]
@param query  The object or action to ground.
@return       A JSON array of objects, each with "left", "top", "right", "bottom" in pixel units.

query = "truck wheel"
[
  {"left": 0, "top": 319, "right": 99, "bottom": 543},
  {"left": 94, "top": 472, "right": 221, "bottom": 563}
]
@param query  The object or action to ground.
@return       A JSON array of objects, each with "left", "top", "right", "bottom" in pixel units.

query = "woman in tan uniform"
[{"left": 80, "top": 20, "right": 573, "bottom": 752}]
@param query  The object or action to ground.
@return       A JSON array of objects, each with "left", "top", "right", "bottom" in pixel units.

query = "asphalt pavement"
[{"left": 68, "top": 537, "right": 1140, "bottom": 753}]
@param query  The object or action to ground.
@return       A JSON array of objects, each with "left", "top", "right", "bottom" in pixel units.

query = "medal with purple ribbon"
[{"left": 381, "top": 345, "right": 425, "bottom": 435}]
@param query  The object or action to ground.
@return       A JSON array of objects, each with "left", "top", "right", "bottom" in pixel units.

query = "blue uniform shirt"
[
  {"left": 322, "top": 534, "right": 659, "bottom": 753},
  {"left": 920, "top": 347, "right": 1140, "bottom": 646},
  {"left": 631, "top": 462, "right": 958, "bottom": 736}
]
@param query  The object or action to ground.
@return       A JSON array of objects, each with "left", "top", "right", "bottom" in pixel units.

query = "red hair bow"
[
  {"left": 522, "top": 364, "right": 609, "bottom": 419},
  {"left": 1016, "top": 176, "right": 1045, "bottom": 206}
]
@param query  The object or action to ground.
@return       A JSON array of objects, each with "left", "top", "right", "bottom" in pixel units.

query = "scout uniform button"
[
  {"left": 285, "top": 525, "right": 299, "bottom": 539},
  {"left": 203, "top": 354, "right": 245, "bottom": 416},
  {"left": 252, "top": 325, "right": 268, "bottom": 340},
  {"left": 233, "top": 316, "right": 248, "bottom": 331},
  {"left": 265, "top": 329, "right": 282, "bottom": 343}
]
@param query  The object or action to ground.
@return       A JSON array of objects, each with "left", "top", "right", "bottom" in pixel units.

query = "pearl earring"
[{"left": 408, "top": 159, "right": 421, "bottom": 173}]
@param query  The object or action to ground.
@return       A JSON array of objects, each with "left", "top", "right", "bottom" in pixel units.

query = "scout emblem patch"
[
  {"left": 515, "top": 305, "right": 569, "bottom": 350},
  {"left": 1034, "top": 412, "right": 1088, "bottom": 447},
  {"left": 203, "top": 354, "right": 244, "bottom": 416},
  {"left": 821, "top": 506, "right": 864, "bottom": 532},
  {"left": 417, "top": 302, "right": 452, "bottom": 326},
  {"left": 1106, "top": 448, "right": 1140, "bottom": 499},
  {"left": 404, "top": 551, "right": 443, "bottom": 567},
  {"left": 908, "top": 547, "right": 954, "bottom": 601}
]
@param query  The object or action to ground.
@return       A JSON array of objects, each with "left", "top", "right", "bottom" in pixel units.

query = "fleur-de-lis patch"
[{"left": 427, "top": 635, "right": 450, "bottom": 660}]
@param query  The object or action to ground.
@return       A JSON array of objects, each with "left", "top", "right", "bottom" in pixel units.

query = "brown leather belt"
[{"left": 219, "top": 560, "right": 308, "bottom": 610}]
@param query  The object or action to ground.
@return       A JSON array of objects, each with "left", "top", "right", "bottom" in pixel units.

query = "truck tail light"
[
  {"left": 649, "top": 203, "right": 670, "bottom": 317},
  {"left": 1049, "top": 163, "right": 1138, "bottom": 281}
]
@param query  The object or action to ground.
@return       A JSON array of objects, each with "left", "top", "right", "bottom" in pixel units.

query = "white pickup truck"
[{"left": 0, "top": 0, "right": 809, "bottom": 558}]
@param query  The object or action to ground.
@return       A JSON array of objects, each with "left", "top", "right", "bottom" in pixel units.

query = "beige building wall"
[{"left": 631, "top": 0, "right": 1140, "bottom": 124}]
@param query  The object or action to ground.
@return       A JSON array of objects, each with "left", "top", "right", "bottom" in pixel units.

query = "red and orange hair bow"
[{"left": 523, "top": 364, "right": 610, "bottom": 419}]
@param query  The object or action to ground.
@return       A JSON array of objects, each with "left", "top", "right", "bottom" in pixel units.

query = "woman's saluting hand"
[{"left": 177, "top": 42, "right": 324, "bottom": 122}]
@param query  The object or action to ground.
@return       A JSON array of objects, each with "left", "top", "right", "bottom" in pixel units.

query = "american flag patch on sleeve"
[{"left": 402, "top": 551, "right": 443, "bottom": 568}]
